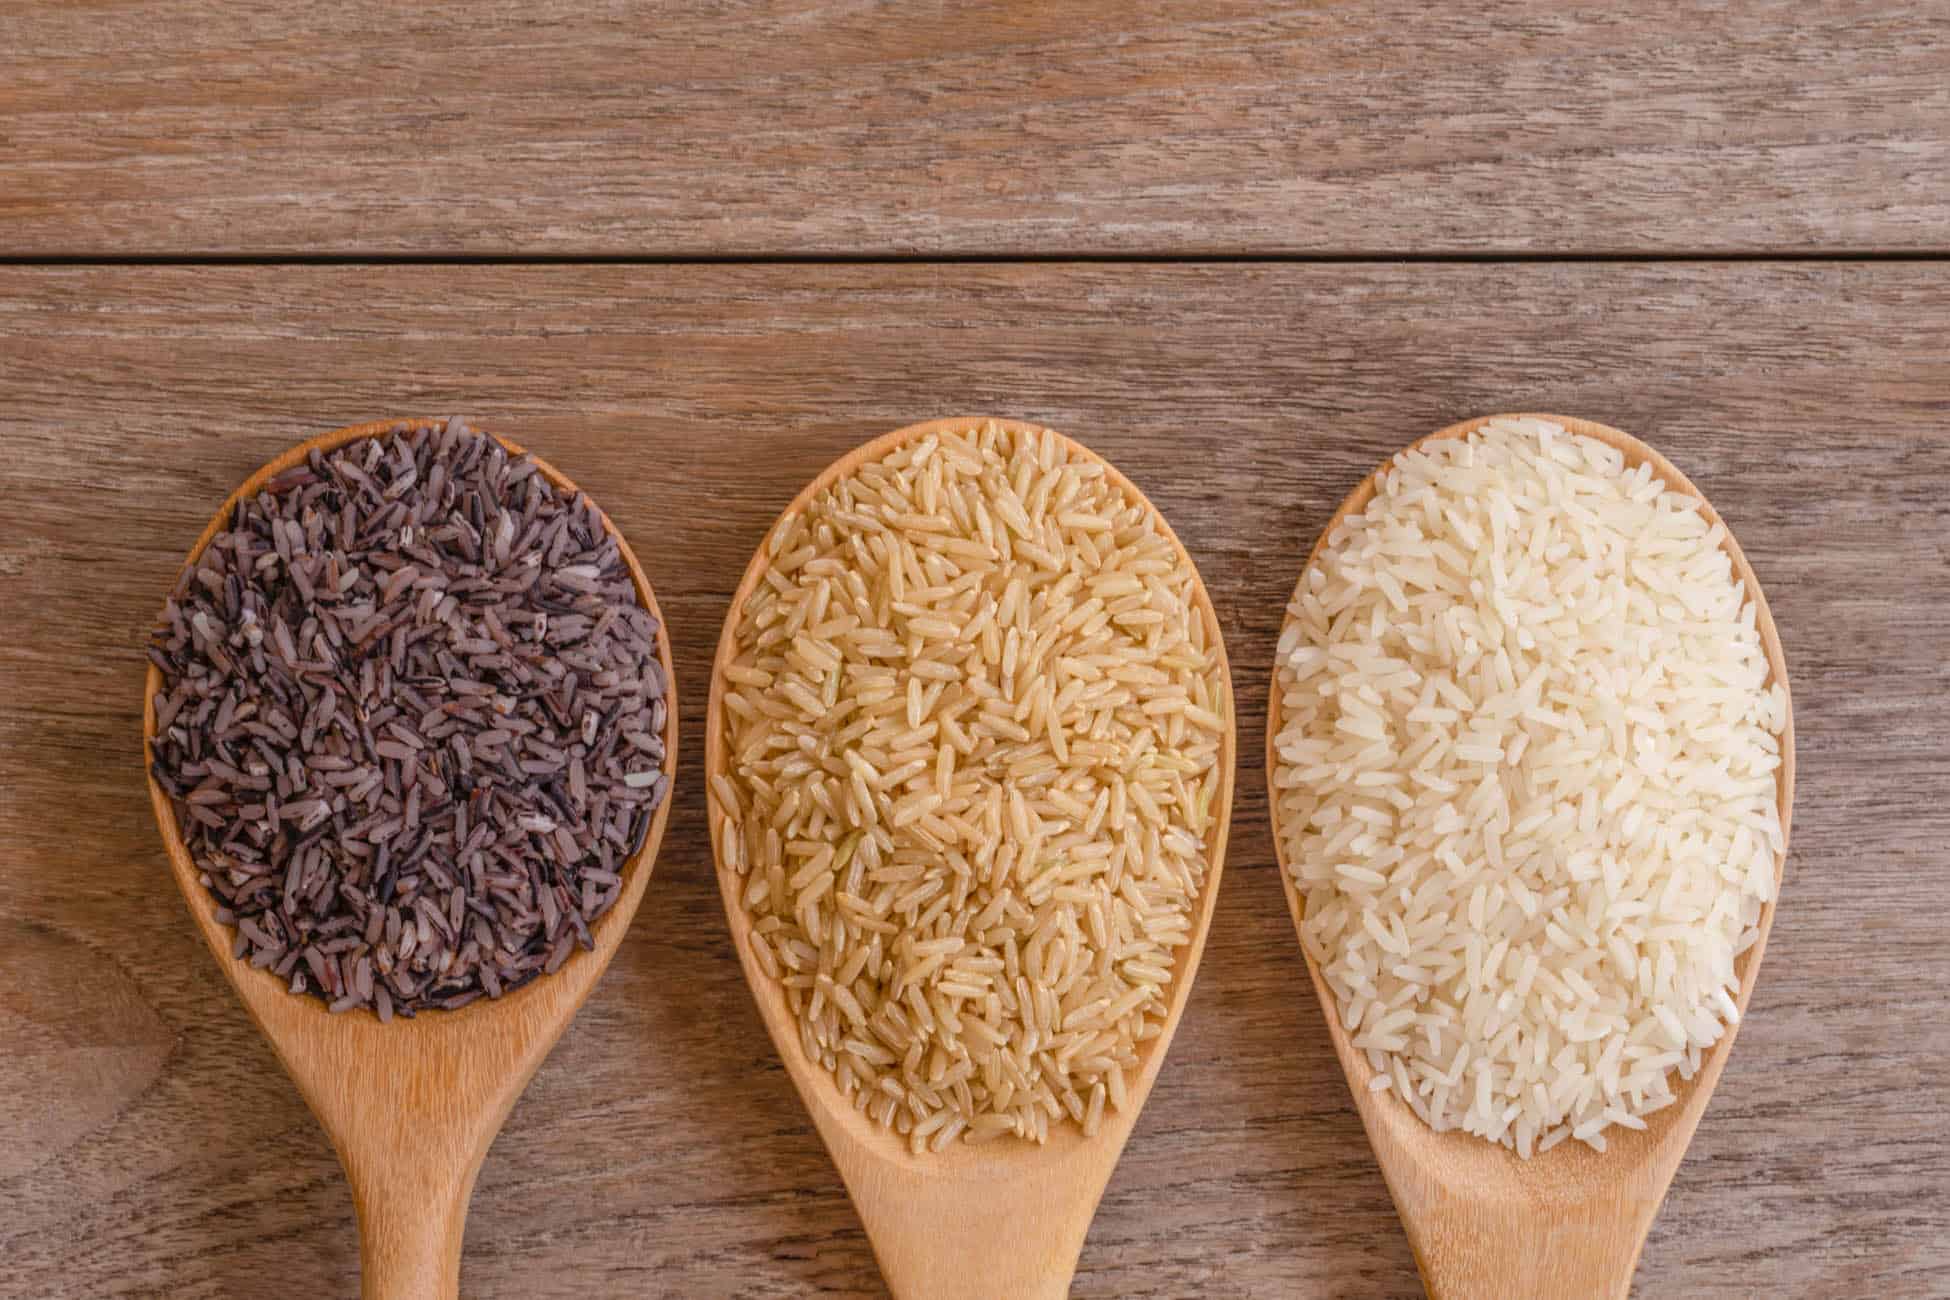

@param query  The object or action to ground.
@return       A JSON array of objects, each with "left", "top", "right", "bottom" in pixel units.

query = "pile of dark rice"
[{"left": 147, "top": 418, "right": 669, "bottom": 1018}]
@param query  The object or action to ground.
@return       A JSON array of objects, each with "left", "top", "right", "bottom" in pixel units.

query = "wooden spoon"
[
  {"left": 142, "top": 418, "right": 679, "bottom": 1300},
  {"left": 1266, "top": 414, "right": 1795, "bottom": 1299},
  {"left": 705, "top": 417, "right": 1237, "bottom": 1299}
]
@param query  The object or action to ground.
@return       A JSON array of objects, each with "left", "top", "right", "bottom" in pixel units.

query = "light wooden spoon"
[
  {"left": 142, "top": 417, "right": 679, "bottom": 1300},
  {"left": 706, "top": 416, "right": 1237, "bottom": 1300},
  {"left": 1266, "top": 414, "right": 1795, "bottom": 1299}
]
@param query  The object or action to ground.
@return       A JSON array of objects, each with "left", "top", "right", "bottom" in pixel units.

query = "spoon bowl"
[
  {"left": 706, "top": 417, "right": 1237, "bottom": 1299},
  {"left": 1267, "top": 414, "right": 1795, "bottom": 1300},
  {"left": 143, "top": 418, "right": 678, "bottom": 1300}
]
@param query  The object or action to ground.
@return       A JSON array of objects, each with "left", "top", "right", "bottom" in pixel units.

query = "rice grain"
[
  {"left": 715, "top": 421, "right": 1229, "bottom": 1149},
  {"left": 148, "top": 418, "right": 670, "bottom": 1017},
  {"left": 1272, "top": 416, "right": 1788, "bottom": 1155}
]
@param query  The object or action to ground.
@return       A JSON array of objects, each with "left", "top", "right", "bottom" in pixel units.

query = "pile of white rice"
[
  {"left": 714, "top": 421, "right": 1230, "bottom": 1152},
  {"left": 1272, "top": 416, "right": 1788, "bottom": 1157}
]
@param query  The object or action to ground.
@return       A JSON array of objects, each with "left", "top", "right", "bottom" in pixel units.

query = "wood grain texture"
[
  {"left": 4, "top": 1, "right": 1950, "bottom": 257},
  {"left": 0, "top": 262, "right": 1945, "bottom": 1298}
]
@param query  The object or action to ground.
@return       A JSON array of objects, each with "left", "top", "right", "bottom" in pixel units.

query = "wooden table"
[{"left": 2, "top": 8, "right": 1947, "bottom": 1299}]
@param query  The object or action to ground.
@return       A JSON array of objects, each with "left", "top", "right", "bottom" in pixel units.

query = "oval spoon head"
[
  {"left": 142, "top": 418, "right": 679, "bottom": 1300},
  {"left": 707, "top": 417, "right": 1237, "bottom": 1300},
  {"left": 1267, "top": 414, "right": 1795, "bottom": 1299}
]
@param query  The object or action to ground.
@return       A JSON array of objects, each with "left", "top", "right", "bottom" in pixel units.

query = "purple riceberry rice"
[{"left": 147, "top": 418, "right": 670, "bottom": 1018}]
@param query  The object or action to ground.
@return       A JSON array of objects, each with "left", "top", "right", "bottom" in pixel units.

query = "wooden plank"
[
  {"left": 3, "top": 2, "right": 1949, "bottom": 257},
  {"left": 0, "top": 262, "right": 1945, "bottom": 1298}
]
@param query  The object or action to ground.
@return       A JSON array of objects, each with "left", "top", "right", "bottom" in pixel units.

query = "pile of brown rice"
[
  {"left": 1272, "top": 416, "right": 1788, "bottom": 1157},
  {"left": 713, "top": 421, "right": 1230, "bottom": 1152}
]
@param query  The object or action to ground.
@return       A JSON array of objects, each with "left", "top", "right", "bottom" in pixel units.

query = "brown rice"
[{"left": 713, "top": 420, "right": 1231, "bottom": 1151}]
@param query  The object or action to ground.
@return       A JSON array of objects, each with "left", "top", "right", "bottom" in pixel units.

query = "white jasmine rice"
[{"left": 1271, "top": 416, "right": 1788, "bottom": 1157}]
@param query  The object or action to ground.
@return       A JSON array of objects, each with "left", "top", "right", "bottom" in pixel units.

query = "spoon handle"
[
  {"left": 840, "top": 1152, "right": 1105, "bottom": 1300},
  {"left": 1394, "top": 1171, "right": 1660, "bottom": 1300},
  {"left": 344, "top": 1147, "right": 478, "bottom": 1300}
]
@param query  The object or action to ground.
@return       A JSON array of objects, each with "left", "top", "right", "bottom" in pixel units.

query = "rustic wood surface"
[
  {"left": 0, "top": 263, "right": 1945, "bottom": 1298},
  {"left": 4, "top": 2, "right": 1950, "bottom": 257}
]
